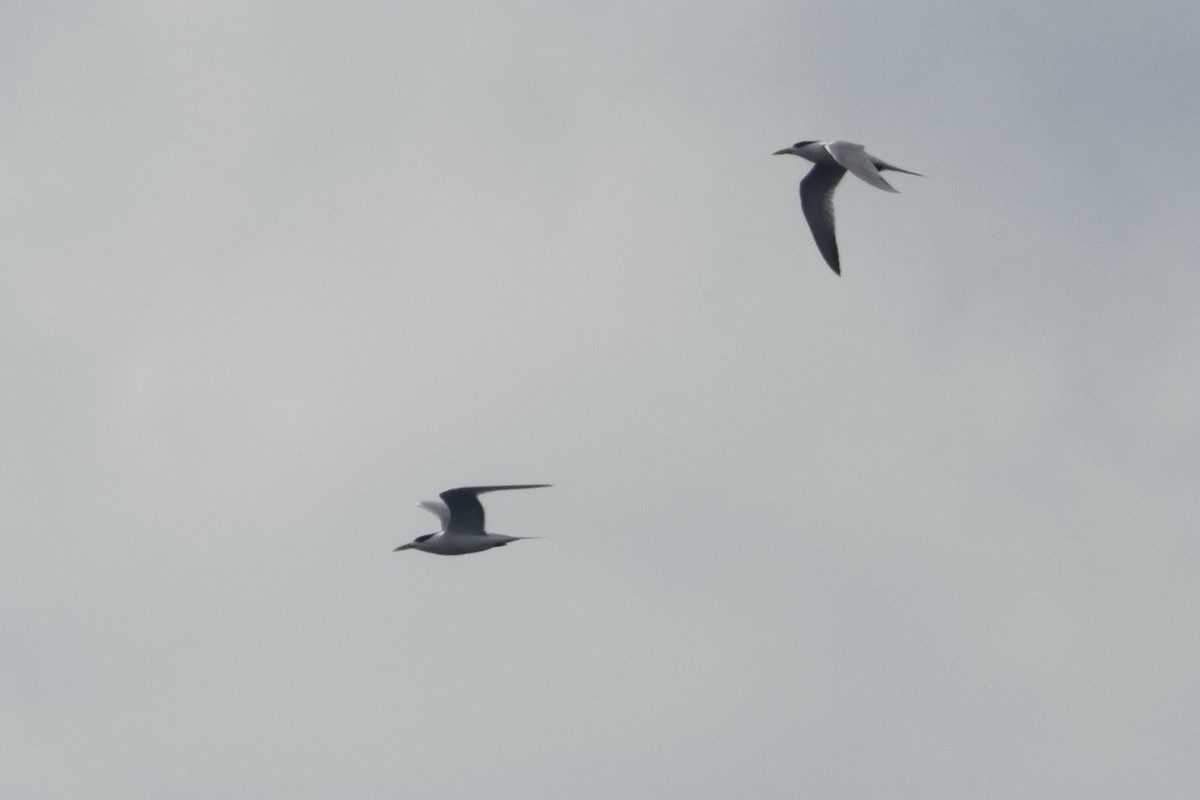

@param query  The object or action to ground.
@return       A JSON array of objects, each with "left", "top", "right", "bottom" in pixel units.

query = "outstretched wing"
[
  {"left": 799, "top": 163, "right": 847, "bottom": 274},
  {"left": 439, "top": 484, "right": 552, "bottom": 535},
  {"left": 825, "top": 141, "right": 899, "bottom": 193}
]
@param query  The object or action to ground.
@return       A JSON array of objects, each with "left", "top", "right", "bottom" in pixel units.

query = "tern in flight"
[
  {"left": 774, "top": 140, "right": 922, "bottom": 275},
  {"left": 394, "top": 484, "right": 550, "bottom": 555}
]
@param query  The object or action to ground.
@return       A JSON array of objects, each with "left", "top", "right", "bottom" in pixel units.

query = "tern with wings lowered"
[{"left": 774, "top": 140, "right": 922, "bottom": 275}]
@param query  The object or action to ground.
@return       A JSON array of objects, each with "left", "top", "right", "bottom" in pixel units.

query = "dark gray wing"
[
  {"left": 439, "top": 484, "right": 552, "bottom": 535},
  {"left": 799, "top": 163, "right": 847, "bottom": 275}
]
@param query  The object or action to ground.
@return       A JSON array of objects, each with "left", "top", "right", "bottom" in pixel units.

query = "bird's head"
[
  {"left": 773, "top": 140, "right": 818, "bottom": 156},
  {"left": 393, "top": 533, "right": 437, "bottom": 553}
]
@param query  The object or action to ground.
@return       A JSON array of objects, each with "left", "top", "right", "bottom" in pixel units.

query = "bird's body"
[
  {"left": 394, "top": 484, "right": 550, "bottom": 556},
  {"left": 774, "top": 140, "right": 921, "bottom": 275}
]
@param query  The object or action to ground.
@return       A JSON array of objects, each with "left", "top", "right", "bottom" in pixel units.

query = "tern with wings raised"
[{"left": 394, "top": 485, "right": 550, "bottom": 556}]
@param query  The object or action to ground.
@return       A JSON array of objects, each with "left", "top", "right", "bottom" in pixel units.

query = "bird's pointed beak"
[
  {"left": 394, "top": 543, "right": 415, "bottom": 552},
  {"left": 773, "top": 147, "right": 797, "bottom": 156}
]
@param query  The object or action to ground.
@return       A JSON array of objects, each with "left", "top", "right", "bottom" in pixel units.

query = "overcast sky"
[{"left": 4, "top": 1, "right": 1200, "bottom": 798}]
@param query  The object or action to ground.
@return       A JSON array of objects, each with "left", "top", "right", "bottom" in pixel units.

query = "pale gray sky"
[{"left": 4, "top": 1, "right": 1200, "bottom": 798}]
